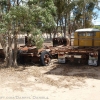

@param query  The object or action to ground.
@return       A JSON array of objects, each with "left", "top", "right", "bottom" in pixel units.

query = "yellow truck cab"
[
  {"left": 58, "top": 28, "right": 100, "bottom": 66},
  {"left": 73, "top": 28, "right": 100, "bottom": 46}
]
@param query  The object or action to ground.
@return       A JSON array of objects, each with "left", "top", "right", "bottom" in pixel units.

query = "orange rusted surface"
[{"left": 57, "top": 46, "right": 100, "bottom": 53}]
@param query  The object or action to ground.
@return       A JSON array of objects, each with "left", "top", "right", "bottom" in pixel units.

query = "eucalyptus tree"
[
  {"left": 0, "top": 0, "right": 14, "bottom": 67},
  {"left": 54, "top": 0, "right": 76, "bottom": 37},
  {"left": 53, "top": 0, "right": 65, "bottom": 37},
  {"left": 0, "top": 0, "right": 56, "bottom": 67},
  {"left": 63, "top": 0, "right": 75, "bottom": 35},
  {"left": 63, "top": 0, "right": 99, "bottom": 34},
  {"left": 27, "top": 0, "right": 56, "bottom": 39},
  {"left": 72, "top": 0, "right": 99, "bottom": 29},
  {"left": 0, "top": 0, "right": 27, "bottom": 67},
  {"left": 54, "top": 0, "right": 99, "bottom": 36}
]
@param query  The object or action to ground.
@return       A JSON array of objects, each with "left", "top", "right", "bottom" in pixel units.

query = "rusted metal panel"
[
  {"left": 18, "top": 45, "right": 47, "bottom": 64},
  {"left": 57, "top": 46, "right": 100, "bottom": 54},
  {"left": 52, "top": 38, "right": 68, "bottom": 47}
]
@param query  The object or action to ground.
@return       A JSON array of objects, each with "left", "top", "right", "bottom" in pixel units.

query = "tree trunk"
[
  {"left": 60, "top": 19, "right": 63, "bottom": 35},
  {"left": 68, "top": 11, "right": 71, "bottom": 35},
  {"left": 50, "top": 33, "right": 52, "bottom": 39},
  {"left": 53, "top": 18, "right": 59, "bottom": 38},
  {"left": 64, "top": 17, "right": 67, "bottom": 37},
  {"left": 13, "top": 31, "right": 18, "bottom": 67},
  {"left": 6, "top": 32, "right": 13, "bottom": 67},
  {"left": 0, "top": 34, "right": 8, "bottom": 67}
]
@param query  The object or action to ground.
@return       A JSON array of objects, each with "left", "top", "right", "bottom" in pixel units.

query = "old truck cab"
[{"left": 73, "top": 28, "right": 100, "bottom": 46}]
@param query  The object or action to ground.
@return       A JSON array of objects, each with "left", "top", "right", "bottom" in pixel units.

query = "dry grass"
[
  {"left": 0, "top": 59, "right": 99, "bottom": 90},
  {"left": 0, "top": 65, "right": 86, "bottom": 90}
]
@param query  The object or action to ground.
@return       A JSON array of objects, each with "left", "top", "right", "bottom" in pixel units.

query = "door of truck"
[{"left": 78, "top": 32, "right": 94, "bottom": 46}]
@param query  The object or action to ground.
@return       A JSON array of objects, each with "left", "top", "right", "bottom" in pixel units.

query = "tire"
[{"left": 40, "top": 51, "right": 51, "bottom": 66}]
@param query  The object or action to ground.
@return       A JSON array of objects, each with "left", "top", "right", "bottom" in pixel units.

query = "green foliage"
[
  {"left": 0, "top": 0, "right": 7, "bottom": 8},
  {"left": 0, "top": 22, "right": 7, "bottom": 33},
  {"left": 0, "top": 0, "right": 56, "bottom": 49},
  {"left": 31, "top": 28, "right": 44, "bottom": 49},
  {"left": 94, "top": 25, "right": 100, "bottom": 30},
  {"left": 72, "top": 0, "right": 98, "bottom": 28},
  {"left": 27, "top": 0, "right": 56, "bottom": 29}
]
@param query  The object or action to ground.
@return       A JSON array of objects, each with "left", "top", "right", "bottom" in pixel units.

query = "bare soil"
[{"left": 0, "top": 41, "right": 100, "bottom": 100}]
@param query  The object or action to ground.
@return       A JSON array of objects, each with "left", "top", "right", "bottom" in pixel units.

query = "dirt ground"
[{"left": 0, "top": 41, "right": 100, "bottom": 100}]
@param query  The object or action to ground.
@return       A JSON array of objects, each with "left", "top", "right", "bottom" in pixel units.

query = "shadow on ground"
[{"left": 45, "top": 61, "right": 100, "bottom": 80}]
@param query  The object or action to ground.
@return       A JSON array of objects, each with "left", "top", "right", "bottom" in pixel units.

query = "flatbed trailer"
[
  {"left": 17, "top": 43, "right": 100, "bottom": 66},
  {"left": 17, "top": 37, "right": 68, "bottom": 66},
  {"left": 17, "top": 44, "right": 66, "bottom": 66}
]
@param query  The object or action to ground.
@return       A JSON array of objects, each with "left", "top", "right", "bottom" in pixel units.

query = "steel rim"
[{"left": 44, "top": 54, "right": 51, "bottom": 65}]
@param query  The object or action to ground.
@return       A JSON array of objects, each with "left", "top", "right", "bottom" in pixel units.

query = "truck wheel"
[{"left": 40, "top": 51, "right": 51, "bottom": 66}]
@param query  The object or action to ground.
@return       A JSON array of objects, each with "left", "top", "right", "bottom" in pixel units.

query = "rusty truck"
[
  {"left": 17, "top": 28, "right": 100, "bottom": 66},
  {"left": 55, "top": 28, "right": 100, "bottom": 66}
]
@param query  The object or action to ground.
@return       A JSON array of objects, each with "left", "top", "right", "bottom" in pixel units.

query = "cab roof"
[{"left": 75, "top": 28, "right": 100, "bottom": 32}]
